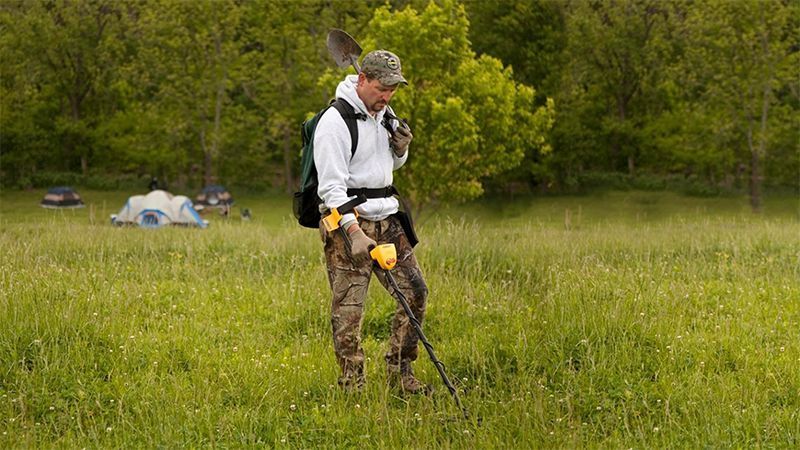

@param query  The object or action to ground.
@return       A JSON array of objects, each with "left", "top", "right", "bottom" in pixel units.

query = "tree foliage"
[
  {"left": 1, "top": 0, "right": 130, "bottom": 181},
  {"left": 360, "top": 0, "right": 554, "bottom": 209},
  {"left": 558, "top": 0, "right": 673, "bottom": 176},
  {"left": 464, "top": 0, "right": 566, "bottom": 93},
  {"left": 667, "top": 0, "right": 799, "bottom": 209},
  {"left": 1, "top": 0, "right": 797, "bottom": 204}
]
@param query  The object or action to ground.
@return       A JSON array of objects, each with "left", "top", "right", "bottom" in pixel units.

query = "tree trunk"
[
  {"left": 750, "top": 81, "right": 771, "bottom": 213},
  {"left": 745, "top": 114, "right": 762, "bottom": 213},
  {"left": 749, "top": 146, "right": 761, "bottom": 212},
  {"left": 210, "top": 80, "right": 224, "bottom": 184},
  {"left": 204, "top": 34, "right": 227, "bottom": 187},
  {"left": 282, "top": 123, "right": 294, "bottom": 193},
  {"left": 750, "top": 14, "right": 773, "bottom": 214},
  {"left": 618, "top": 97, "right": 635, "bottom": 176},
  {"left": 609, "top": 131, "right": 620, "bottom": 172},
  {"left": 280, "top": 43, "right": 295, "bottom": 193},
  {"left": 201, "top": 128, "right": 212, "bottom": 187},
  {"left": 204, "top": 151, "right": 213, "bottom": 186},
  {"left": 70, "top": 96, "right": 90, "bottom": 176}
]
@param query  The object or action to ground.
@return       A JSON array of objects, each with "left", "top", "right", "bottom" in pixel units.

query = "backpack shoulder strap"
[{"left": 330, "top": 98, "right": 363, "bottom": 158}]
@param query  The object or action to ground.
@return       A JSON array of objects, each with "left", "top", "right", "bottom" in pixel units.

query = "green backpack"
[{"left": 293, "top": 98, "right": 362, "bottom": 228}]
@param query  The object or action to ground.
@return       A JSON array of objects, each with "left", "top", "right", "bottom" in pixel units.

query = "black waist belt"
[
  {"left": 346, "top": 186, "right": 398, "bottom": 199},
  {"left": 333, "top": 186, "right": 398, "bottom": 215}
]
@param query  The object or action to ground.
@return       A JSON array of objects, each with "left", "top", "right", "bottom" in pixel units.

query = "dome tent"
[
  {"left": 111, "top": 190, "right": 207, "bottom": 228},
  {"left": 195, "top": 185, "right": 233, "bottom": 209},
  {"left": 40, "top": 186, "right": 85, "bottom": 209}
]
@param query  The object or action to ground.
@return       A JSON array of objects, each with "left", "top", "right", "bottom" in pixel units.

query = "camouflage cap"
[{"left": 361, "top": 50, "right": 407, "bottom": 86}]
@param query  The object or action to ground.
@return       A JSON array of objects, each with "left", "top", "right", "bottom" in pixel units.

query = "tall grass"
[{"left": 1, "top": 190, "right": 798, "bottom": 447}]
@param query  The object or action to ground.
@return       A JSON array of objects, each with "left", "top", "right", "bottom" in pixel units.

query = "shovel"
[
  {"left": 327, "top": 28, "right": 362, "bottom": 74},
  {"left": 326, "top": 29, "right": 411, "bottom": 133}
]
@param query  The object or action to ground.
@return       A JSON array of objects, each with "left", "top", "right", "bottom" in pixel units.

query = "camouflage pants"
[{"left": 321, "top": 215, "right": 428, "bottom": 386}]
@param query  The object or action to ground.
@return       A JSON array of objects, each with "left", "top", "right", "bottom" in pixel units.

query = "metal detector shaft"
[
  {"left": 336, "top": 229, "right": 469, "bottom": 420},
  {"left": 382, "top": 268, "right": 470, "bottom": 420}
]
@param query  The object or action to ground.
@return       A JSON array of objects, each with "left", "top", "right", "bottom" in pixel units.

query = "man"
[{"left": 314, "top": 50, "right": 428, "bottom": 394}]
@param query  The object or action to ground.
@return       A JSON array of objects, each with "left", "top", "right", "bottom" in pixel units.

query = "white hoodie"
[{"left": 313, "top": 75, "right": 408, "bottom": 224}]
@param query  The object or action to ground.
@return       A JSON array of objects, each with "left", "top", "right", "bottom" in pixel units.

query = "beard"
[{"left": 369, "top": 100, "right": 387, "bottom": 114}]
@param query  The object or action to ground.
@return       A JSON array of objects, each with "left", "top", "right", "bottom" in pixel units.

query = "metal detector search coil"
[{"left": 370, "top": 244, "right": 397, "bottom": 270}]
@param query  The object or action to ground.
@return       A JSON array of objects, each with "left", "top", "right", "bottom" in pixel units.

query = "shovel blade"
[{"left": 327, "top": 29, "right": 362, "bottom": 72}]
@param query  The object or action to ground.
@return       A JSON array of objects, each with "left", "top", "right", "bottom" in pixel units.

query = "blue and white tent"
[{"left": 112, "top": 190, "right": 207, "bottom": 228}]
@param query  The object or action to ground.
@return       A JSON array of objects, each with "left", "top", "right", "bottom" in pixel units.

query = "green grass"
[{"left": 1, "top": 189, "right": 799, "bottom": 447}]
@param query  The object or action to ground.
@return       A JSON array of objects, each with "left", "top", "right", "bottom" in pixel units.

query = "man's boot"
[
  {"left": 338, "top": 364, "right": 365, "bottom": 392},
  {"left": 387, "top": 360, "right": 432, "bottom": 395}
]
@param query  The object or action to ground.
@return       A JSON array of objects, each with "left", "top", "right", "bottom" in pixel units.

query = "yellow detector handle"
[
  {"left": 370, "top": 244, "right": 397, "bottom": 270},
  {"left": 321, "top": 208, "right": 342, "bottom": 232},
  {"left": 322, "top": 207, "right": 358, "bottom": 232}
]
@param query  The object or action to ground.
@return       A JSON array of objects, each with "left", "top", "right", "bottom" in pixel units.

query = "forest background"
[{"left": 1, "top": 0, "right": 798, "bottom": 212}]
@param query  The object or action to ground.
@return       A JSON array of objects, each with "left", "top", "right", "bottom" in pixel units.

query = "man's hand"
[
  {"left": 347, "top": 224, "right": 377, "bottom": 264},
  {"left": 390, "top": 125, "right": 413, "bottom": 157}
]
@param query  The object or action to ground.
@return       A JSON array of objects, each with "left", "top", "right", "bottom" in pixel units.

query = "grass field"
[{"left": 1, "top": 189, "right": 799, "bottom": 447}]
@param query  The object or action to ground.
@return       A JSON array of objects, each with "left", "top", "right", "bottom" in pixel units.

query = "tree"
[
  {"left": 0, "top": 19, "right": 59, "bottom": 187},
  {"left": 0, "top": 0, "right": 130, "bottom": 179},
  {"left": 127, "top": 0, "right": 245, "bottom": 187},
  {"left": 237, "top": 1, "right": 317, "bottom": 193},
  {"left": 351, "top": 0, "right": 553, "bottom": 211},
  {"left": 675, "top": 0, "right": 799, "bottom": 211},
  {"left": 558, "top": 0, "right": 672, "bottom": 176},
  {"left": 463, "top": 0, "right": 566, "bottom": 94},
  {"left": 236, "top": 0, "right": 380, "bottom": 193}
]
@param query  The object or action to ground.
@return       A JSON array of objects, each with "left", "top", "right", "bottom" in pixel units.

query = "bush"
[
  {"left": 15, "top": 176, "right": 32, "bottom": 190},
  {"left": 16, "top": 171, "right": 151, "bottom": 191},
  {"left": 576, "top": 172, "right": 629, "bottom": 191},
  {"left": 673, "top": 175, "right": 723, "bottom": 197},
  {"left": 630, "top": 174, "right": 666, "bottom": 191},
  {"left": 29, "top": 171, "right": 82, "bottom": 188},
  {"left": 573, "top": 171, "right": 734, "bottom": 196},
  {"left": 82, "top": 173, "right": 147, "bottom": 191}
]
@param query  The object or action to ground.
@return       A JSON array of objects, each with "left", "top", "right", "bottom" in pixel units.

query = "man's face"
[{"left": 356, "top": 73, "right": 398, "bottom": 115}]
